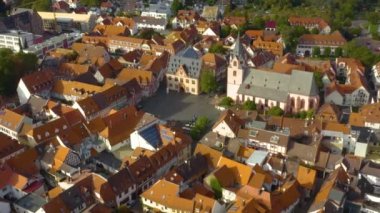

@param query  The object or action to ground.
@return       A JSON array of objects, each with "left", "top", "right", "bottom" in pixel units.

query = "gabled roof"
[
  {"left": 217, "top": 156, "right": 253, "bottom": 185},
  {"left": 194, "top": 143, "right": 222, "bottom": 170},
  {"left": 0, "top": 108, "right": 25, "bottom": 131},
  {"left": 212, "top": 109, "right": 244, "bottom": 136},
  {"left": 288, "top": 16, "right": 329, "bottom": 30},
  {"left": 0, "top": 132, "right": 24, "bottom": 160},
  {"left": 116, "top": 68, "right": 153, "bottom": 86},
  {"left": 43, "top": 174, "right": 98, "bottom": 212},
  {"left": 309, "top": 166, "right": 349, "bottom": 212},
  {"left": 100, "top": 106, "right": 144, "bottom": 146},
  {"left": 141, "top": 179, "right": 194, "bottom": 212},
  {"left": 296, "top": 165, "right": 317, "bottom": 190},
  {"left": 298, "top": 31, "right": 346, "bottom": 46},
  {"left": 202, "top": 53, "right": 226, "bottom": 70},
  {"left": 6, "top": 148, "right": 39, "bottom": 177},
  {"left": 20, "top": 70, "right": 54, "bottom": 94},
  {"left": 0, "top": 164, "right": 28, "bottom": 190},
  {"left": 316, "top": 103, "right": 341, "bottom": 122}
]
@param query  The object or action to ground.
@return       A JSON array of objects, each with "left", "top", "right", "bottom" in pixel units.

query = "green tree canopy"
[
  {"left": 324, "top": 47, "right": 331, "bottom": 57},
  {"left": 344, "top": 40, "right": 380, "bottom": 67},
  {"left": 312, "top": 47, "right": 321, "bottom": 57},
  {"left": 200, "top": 70, "right": 217, "bottom": 94},
  {"left": 80, "top": 0, "right": 101, "bottom": 7},
  {"left": 335, "top": 47, "right": 343, "bottom": 57},
  {"left": 313, "top": 72, "right": 324, "bottom": 89},
  {"left": 267, "top": 106, "right": 284, "bottom": 116},
  {"left": 209, "top": 43, "right": 227, "bottom": 54},
  {"left": 210, "top": 178, "right": 222, "bottom": 199},
  {"left": 0, "top": 49, "right": 37, "bottom": 96},
  {"left": 242, "top": 100, "right": 256, "bottom": 111},
  {"left": 190, "top": 116, "right": 210, "bottom": 140},
  {"left": 32, "top": 0, "right": 51, "bottom": 11},
  {"left": 171, "top": 0, "right": 184, "bottom": 14},
  {"left": 221, "top": 25, "right": 231, "bottom": 38},
  {"left": 310, "top": 28, "right": 319, "bottom": 34},
  {"left": 218, "top": 97, "right": 234, "bottom": 107}
]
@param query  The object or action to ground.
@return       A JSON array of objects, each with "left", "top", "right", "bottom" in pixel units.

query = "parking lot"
[{"left": 140, "top": 84, "right": 221, "bottom": 123}]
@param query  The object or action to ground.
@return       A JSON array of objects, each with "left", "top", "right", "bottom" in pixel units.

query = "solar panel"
[{"left": 140, "top": 125, "right": 162, "bottom": 148}]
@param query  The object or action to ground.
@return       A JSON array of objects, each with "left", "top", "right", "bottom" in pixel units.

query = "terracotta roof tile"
[
  {"left": 299, "top": 31, "right": 346, "bottom": 46},
  {"left": 296, "top": 165, "right": 317, "bottom": 190}
]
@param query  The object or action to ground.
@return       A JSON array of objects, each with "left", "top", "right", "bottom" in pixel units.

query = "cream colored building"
[
  {"left": 166, "top": 47, "right": 203, "bottom": 95},
  {"left": 38, "top": 12, "right": 97, "bottom": 32}
]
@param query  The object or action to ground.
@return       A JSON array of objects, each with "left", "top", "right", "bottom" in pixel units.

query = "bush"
[
  {"left": 218, "top": 97, "right": 234, "bottom": 107},
  {"left": 267, "top": 106, "right": 284, "bottom": 116},
  {"left": 242, "top": 100, "right": 256, "bottom": 110},
  {"left": 324, "top": 47, "right": 331, "bottom": 57},
  {"left": 335, "top": 47, "right": 343, "bottom": 57},
  {"left": 312, "top": 47, "right": 320, "bottom": 57},
  {"left": 210, "top": 178, "right": 222, "bottom": 199},
  {"left": 190, "top": 116, "right": 210, "bottom": 140},
  {"left": 209, "top": 43, "right": 227, "bottom": 54}
]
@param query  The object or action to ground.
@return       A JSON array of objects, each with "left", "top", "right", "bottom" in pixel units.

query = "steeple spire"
[{"left": 232, "top": 32, "right": 244, "bottom": 58}]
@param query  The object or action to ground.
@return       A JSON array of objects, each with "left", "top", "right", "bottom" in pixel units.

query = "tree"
[
  {"left": 200, "top": 70, "right": 217, "bottom": 94},
  {"left": 267, "top": 106, "right": 284, "bottom": 116},
  {"left": 136, "top": 29, "right": 161, "bottom": 39},
  {"left": 209, "top": 43, "right": 227, "bottom": 54},
  {"left": 0, "top": 49, "right": 37, "bottom": 96},
  {"left": 115, "top": 205, "right": 131, "bottom": 213},
  {"left": 312, "top": 47, "right": 321, "bottom": 57},
  {"left": 206, "top": 0, "right": 216, "bottom": 5},
  {"left": 171, "top": 0, "right": 183, "bottom": 14},
  {"left": 306, "top": 109, "right": 314, "bottom": 119},
  {"left": 218, "top": 97, "right": 234, "bottom": 107},
  {"left": 344, "top": 40, "right": 380, "bottom": 67},
  {"left": 324, "top": 47, "right": 331, "bottom": 57},
  {"left": 251, "top": 16, "right": 265, "bottom": 29},
  {"left": 32, "top": 0, "right": 51, "bottom": 11},
  {"left": 221, "top": 25, "right": 231, "bottom": 38},
  {"left": 335, "top": 47, "right": 343, "bottom": 57},
  {"left": 366, "top": 11, "right": 380, "bottom": 25},
  {"left": 310, "top": 28, "right": 319, "bottom": 34},
  {"left": 313, "top": 72, "right": 324, "bottom": 89},
  {"left": 190, "top": 116, "right": 210, "bottom": 140},
  {"left": 79, "top": 0, "right": 101, "bottom": 7},
  {"left": 242, "top": 100, "right": 256, "bottom": 110},
  {"left": 210, "top": 178, "right": 222, "bottom": 199},
  {"left": 299, "top": 111, "right": 307, "bottom": 119}
]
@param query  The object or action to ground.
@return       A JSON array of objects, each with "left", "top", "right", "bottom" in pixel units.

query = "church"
[{"left": 227, "top": 36, "right": 320, "bottom": 114}]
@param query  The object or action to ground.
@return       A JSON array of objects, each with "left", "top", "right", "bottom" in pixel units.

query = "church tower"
[{"left": 227, "top": 33, "right": 247, "bottom": 101}]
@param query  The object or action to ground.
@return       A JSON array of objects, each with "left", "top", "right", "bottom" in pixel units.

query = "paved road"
[{"left": 140, "top": 85, "right": 220, "bottom": 123}]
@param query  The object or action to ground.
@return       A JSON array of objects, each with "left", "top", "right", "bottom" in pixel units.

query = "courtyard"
[{"left": 140, "top": 84, "right": 221, "bottom": 123}]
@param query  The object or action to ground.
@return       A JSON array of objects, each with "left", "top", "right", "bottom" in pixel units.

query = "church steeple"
[{"left": 231, "top": 32, "right": 244, "bottom": 58}]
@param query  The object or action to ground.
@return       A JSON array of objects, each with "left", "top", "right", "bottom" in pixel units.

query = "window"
[
  {"left": 168, "top": 76, "right": 172, "bottom": 80},
  {"left": 191, "top": 88, "right": 195, "bottom": 92},
  {"left": 233, "top": 71, "right": 237, "bottom": 77},
  {"left": 186, "top": 79, "right": 189, "bottom": 83},
  {"left": 192, "top": 80, "right": 195, "bottom": 84}
]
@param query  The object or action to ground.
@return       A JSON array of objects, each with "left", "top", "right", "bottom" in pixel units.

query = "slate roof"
[
  {"left": 238, "top": 69, "right": 318, "bottom": 102},
  {"left": 167, "top": 47, "right": 202, "bottom": 78}
]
